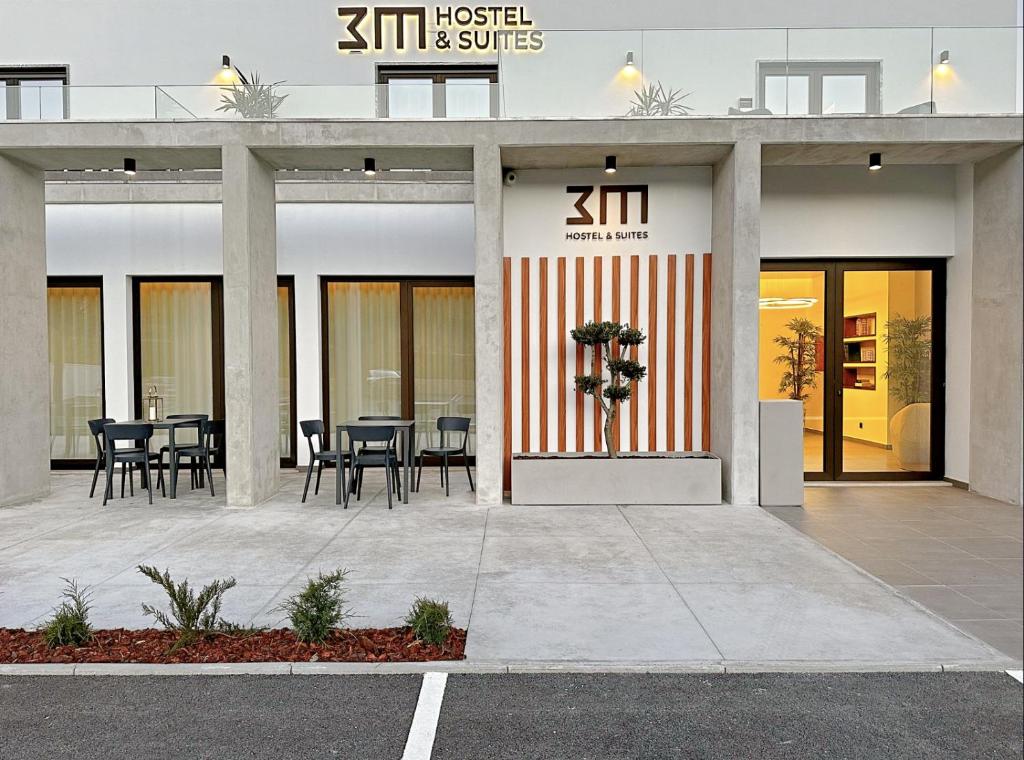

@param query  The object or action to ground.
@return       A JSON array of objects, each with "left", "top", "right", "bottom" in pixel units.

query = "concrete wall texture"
[{"left": 0, "top": 115, "right": 1021, "bottom": 507}]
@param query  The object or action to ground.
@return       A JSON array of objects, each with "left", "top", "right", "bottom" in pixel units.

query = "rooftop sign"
[{"left": 337, "top": 5, "right": 544, "bottom": 53}]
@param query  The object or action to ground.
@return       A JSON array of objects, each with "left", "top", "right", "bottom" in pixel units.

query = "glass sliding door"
[
  {"left": 412, "top": 284, "right": 476, "bottom": 458},
  {"left": 758, "top": 270, "right": 827, "bottom": 475},
  {"left": 322, "top": 278, "right": 475, "bottom": 454},
  {"left": 47, "top": 278, "right": 104, "bottom": 465},
  {"left": 841, "top": 268, "right": 934, "bottom": 474},
  {"left": 323, "top": 281, "right": 403, "bottom": 449},
  {"left": 278, "top": 277, "right": 297, "bottom": 467},
  {"left": 760, "top": 261, "right": 943, "bottom": 480},
  {"left": 133, "top": 278, "right": 224, "bottom": 450}
]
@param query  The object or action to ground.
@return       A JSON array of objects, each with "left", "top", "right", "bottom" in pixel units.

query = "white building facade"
[{"left": 1, "top": 0, "right": 1022, "bottom": 508}]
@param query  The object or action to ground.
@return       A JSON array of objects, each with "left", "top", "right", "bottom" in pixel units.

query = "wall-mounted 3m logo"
[
  {"left": 566, "top": 186, "right": 650, "bottom": 226},
  {"left": 337, "top": 6, "right": 544, "bottom": 53}
]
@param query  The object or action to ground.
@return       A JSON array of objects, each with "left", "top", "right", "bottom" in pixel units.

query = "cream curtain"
[
  {"left": 413, "top": 286, "right": 475, "bottom": 455},
  {"left": 278, "top": 285, "right": 291, "bottom": 460},
  {"left": 326, "top": 282, "right": 402, "bottom": 448},
  {"left": 48, "top": 286, "right": 103, "bottom": 460},
  {"left": 138, "top": 281, "right": 213, "bottom": 449}
]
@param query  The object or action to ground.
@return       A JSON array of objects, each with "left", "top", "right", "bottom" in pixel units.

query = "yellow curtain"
[
  {"left": 413, "top": 286, "right": 475, "bottom": 455},
  {"left": 278, "top": 286, "right": 291, "bottom": 460},
  {"left": 48, "top": 286, "right": 103, "bottom": 459},
  {"left": 326, "top": 282, "right": 402, "bottom": 447},
  {"left": 139, "top": 281, "right": 213, "bottom": 449}
]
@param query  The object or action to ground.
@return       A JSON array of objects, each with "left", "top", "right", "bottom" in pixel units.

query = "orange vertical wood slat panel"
[
  {"left": 592, "top": 256, "right": 603, "bottom": 452},
  {"left": 502, "top": 257, "right": 512, "bottom": 490},
  {"left": 665, "top": 255, "right": 677, "bottom": 451},
  {"left": 521, "top": 258, "right": 530, "bottom": 452},
  {"left": 575, "top": 257, "right": 585, "bottom": 451},
  {"left": 556, "top": 257, "right": 567, "bottom": 452},
  {"left": 610, "top": 256, "right": 621, "bottom": 451},
  {"left": 538, "top": 258, "right": 548, "bottom": 452},
  {"left": 683, "top": 254, "right": 695, "bottom": 451},
  {"left": 647, "top": 255, "right": 659, "bottom": 451},
  {"left": 629, "top": 254, "right": 640, "bottom": 452},
  {"left": 701, "top": 253, "right": 713, "bottom": 450}
]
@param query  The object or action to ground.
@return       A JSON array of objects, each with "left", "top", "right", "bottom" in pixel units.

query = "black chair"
[
  {"left": 102, "top": 423, "right": 163, "bottom": 506},
  {"left": 173, "top": 419, "right": 223, "bottom": 497},
  {"left": 417, "top": 416, "right": 474, "bottom": 497},
  {"left": 158, "top": 414, "right": 207, "bottom": 485},
  {"left": 346, "top": 426, "right": 401, "bottom": 509},
  {"left": 357, "top": 415, "right": 403, "bottom": 494},
  {"left": 300, "top": 420, "right": 349, "bottom": 503},
  {"left": 87, "top": 417, "right": 159, "bottom": 499}
]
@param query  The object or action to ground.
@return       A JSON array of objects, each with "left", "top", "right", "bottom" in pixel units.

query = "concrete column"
[
  {"left": 0, "top": 153, "right": 50, "bottom": 506},
  {"left": 473, "top": 143, "right": 504, "bottom": 505},
  {"left": 221, "top": 145, "right": 280, "bottom": 507},
  {"left": 970, "top": 146, "right": 1023, "bottom": 505},
  {"left": 710, "top": 141, "right": 761, "bottom": 505}
]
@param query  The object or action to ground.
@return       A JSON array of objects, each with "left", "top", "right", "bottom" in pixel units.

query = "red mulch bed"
[{"left": 0, "top": 627, "right": 466, "bottom": 664}]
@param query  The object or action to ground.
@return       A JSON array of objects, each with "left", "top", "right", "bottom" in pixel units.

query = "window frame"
[
  {"left": 47, "top": 276, "right": 106, "bottom": 469},
  {"left": 756, "top": 60, "right": 881, "bottom": 115},
  {"left": 278, "top": 275, "right": 298, "bottom": 469},
  {"left": 131, "top": 275, "right": 226, "bottom": 430},
  {"left": 1, "top": 65, "right": 70, "bottom": 119},
  {"left": 319, "top": 275, "right": 475, "bottom": 458},
  {"left": 376, "top": 64, "right": 498, "bottom": 118}
]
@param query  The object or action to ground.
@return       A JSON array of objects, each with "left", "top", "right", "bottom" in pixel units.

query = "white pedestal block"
[{"left": 759, "top": 400, "right": 804, "bottom": 507}]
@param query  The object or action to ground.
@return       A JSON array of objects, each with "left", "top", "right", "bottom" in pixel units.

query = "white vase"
[{"left": 889, "top": 402, "right": 931, "bottom": 470}]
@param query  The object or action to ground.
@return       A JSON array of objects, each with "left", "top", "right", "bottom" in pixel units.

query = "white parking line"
[
  {"left": 1007, "top": 670, "right": 1023, "bottom": 684},
  {"left": 401, "top": 672, "right": 448, "bottom": 760}
]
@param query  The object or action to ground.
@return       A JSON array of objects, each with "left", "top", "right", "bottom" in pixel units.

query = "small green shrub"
[
  {"left": 277, "top": 569, "right": 350, "bottom": 643},
  {"left": 137, "top": 565, "right": 237, "bottom": 651},
  {"left": 404, "top": 597, "right": 453, "bottom": 646},
  {"left": 41, "top": 578, "right": 93, "bottom": 648}
]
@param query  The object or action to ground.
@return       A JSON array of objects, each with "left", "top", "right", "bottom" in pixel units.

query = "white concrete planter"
[
  {"left": 890, "top": 402, "right": 931, "bottom": 470},
  {"left": 511, "top": 452, "right": 722, "bottom": 505}
]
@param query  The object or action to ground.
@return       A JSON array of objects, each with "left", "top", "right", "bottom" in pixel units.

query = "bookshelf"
[{"left": 842, "top": 312, "right": 877, "bottom": 390}]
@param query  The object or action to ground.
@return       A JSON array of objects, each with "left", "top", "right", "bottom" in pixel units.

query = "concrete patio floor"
[{"left": 0, "top": 472, "right": 1015, "bottom": 669}]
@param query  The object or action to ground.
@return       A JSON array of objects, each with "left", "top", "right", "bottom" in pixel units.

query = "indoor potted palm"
[
  {"left": 773, "top": 317, "right": 822, "bottom": 422},
  {"left": 884, "top": 315, "right": 931, "bottom": 470}
]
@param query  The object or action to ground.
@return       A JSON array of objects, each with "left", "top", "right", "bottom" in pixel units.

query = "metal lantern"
[{"left": 143, "top": 385, "right": 164, "bottom": 422}]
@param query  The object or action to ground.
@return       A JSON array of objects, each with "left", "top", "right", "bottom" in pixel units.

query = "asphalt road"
[{"left": 0, "top": 672, "right": 1020, "bottom": 760}]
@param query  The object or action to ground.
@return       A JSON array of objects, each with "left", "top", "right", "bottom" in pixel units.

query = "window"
[
  {"left": 132, "top": 278, "right": 225, "bottom": 450},
  {"left": 321, "top": 278, "right": 475, "bottom": 458},
  {"left": 758, "top": 61, "right": 880, "bottom": 115},
  {"left": 1, "top": 66, "right": 68, "bottom": 119},
  {"left": 377, "top": 65, "right": 497, "bottom": 118},
  {"left": 278, "top": 277, "right": 297, "bottom": 468},
  {"left": 48, "top": 277, "right": 105, "bottom": 466}
]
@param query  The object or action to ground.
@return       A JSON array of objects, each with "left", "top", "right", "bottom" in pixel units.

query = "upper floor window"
[
  {"left": 1, "top": 66, "right": 68, "bottom": 120},
  {"left": 757, "top": 61, "right": 881, "bottom": 115},
  {"left": 377, "top": 65, "right": 497, "bottom": 118}
]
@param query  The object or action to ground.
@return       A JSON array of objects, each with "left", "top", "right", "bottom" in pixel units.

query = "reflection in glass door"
[
  {"left": 841, "top": 269, "right": 933, "bottom": 474},
  {"left": 760, "top": 261, "right": 943, "bottom": 480},
  {"left": 759, "top": 270, "right": 828, "bottom": 475}
]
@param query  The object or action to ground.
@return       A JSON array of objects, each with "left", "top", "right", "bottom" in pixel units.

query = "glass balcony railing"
[{"left": 2, "top": 26, "right": 1020, "bottom": 121}]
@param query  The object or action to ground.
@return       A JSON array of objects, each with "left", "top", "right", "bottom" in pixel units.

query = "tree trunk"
[{"left": 604, "top": 407, "right": 618, "bottom": 458}]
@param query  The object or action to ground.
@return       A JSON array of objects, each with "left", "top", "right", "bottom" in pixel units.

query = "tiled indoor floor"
[{"left": 767, "top": 485, "right": 1023, "bottom": 661}]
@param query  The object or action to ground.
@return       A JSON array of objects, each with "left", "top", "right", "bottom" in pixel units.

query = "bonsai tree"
[
  {"left": 217, "top": 69, "right": 288, "bottom": 118},
  {"left": 883, "top": 314, "right": 932, "bottom": 407},
  {"left": 625, "top": 81, "right": 694, "bottom": 117},
  {"left": 773, "top": 317, "right": 822, "bottom": 401},
  {"left": 571, "top": 320, "right": 647, "bottom": 458}
]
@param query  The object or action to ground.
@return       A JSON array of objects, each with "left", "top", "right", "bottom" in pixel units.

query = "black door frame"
[
  {"left": 131, "top": 275, "right": 226, "bottom": 425},
  {"left": 319, "top": 275, "right": 475, "bottom": 460},
  {"left": 47, "top": 276, "right": 106, "bottom": 469},
  {"left": 278, "top": 275, "right": 298, "bottom": 469},
  {"left": 761, "top": 259, "right": 946, "bottom": 481}
]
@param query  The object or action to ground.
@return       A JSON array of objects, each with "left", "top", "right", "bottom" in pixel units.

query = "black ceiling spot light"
[
  {"left": 222, "top": 55, "right": 231, "bottom": 69},
  {"left": 363, "top": 157, "right": 377, "bottom": 176},
  {"left": 605, "top": 155, "right": 617, "bottom": 174},
  {"left": 123, "top": 157, "right": 137, "bottom": 176},
  {"left": 868, "top": 152, "right": 882, "bottom": 171}
]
